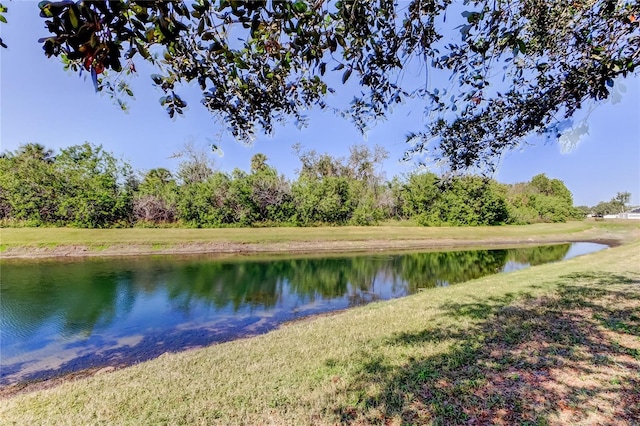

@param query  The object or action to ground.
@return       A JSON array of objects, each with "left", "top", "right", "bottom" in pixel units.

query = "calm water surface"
[{"left": 0, "top": 242, "right": 606, "bottom": 384}]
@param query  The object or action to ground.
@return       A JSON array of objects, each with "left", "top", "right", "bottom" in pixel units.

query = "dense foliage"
[
  {"left": 0, "top": 142, "right": 583, "bottom": 228},
  {"left": 1, "top": 1, "right": 637, "bottom": 171},
  {"left": 0, "top": 143, "right": 134, "bottom": 227}
]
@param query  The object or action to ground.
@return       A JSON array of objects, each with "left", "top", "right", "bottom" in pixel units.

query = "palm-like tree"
[
  {"left": 13, "top": 143, "right": 55, "bottom": 163},
  {"left": 250, "top": 153, "right": 268, "bottom": 173}
]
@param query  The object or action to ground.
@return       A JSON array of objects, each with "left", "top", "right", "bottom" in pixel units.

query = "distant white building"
[{"left": 604, "top": 207, "right": 640, "bottom": 220}]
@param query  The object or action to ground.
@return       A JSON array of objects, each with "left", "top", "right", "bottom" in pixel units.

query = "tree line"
[
  {"left": 0, "top": 142, "right": 583, "bottom": 228},
  {"left": 581, "top": 192, "right": 632, "bottom": 217}
]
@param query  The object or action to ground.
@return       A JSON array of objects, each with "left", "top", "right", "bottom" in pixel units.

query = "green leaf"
[
  {"left": 136, "top": 41, "right": 150, "bottom": 59},
  {"left": 39, "top": 2, "right": 53, "bottom": 17},
  {"left": 293, "top": 1, "right": 307, "bottom": 13},
  {"left": 68, "top": 7, "right": 78, "bottom": 29},
  {"left": 517, "top": 39, "right": 527, "bottom": 54},
  {"left": 201, "top": 31, "right": 216, "bottom": 41},
  {"left": 342, "top": 68, "right": 352, "bottom": 83},
  {"left": 0, "top": 15, "right": 6, "bottom": 24}
]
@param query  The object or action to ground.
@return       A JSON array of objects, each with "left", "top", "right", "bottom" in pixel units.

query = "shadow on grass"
[{"left": 335, "top": 272, "right": 640, "bottom": 425}]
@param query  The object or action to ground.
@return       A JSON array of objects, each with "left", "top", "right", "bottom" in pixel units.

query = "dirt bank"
[{"left": 0, "top": 231, "right": 629, "bottom": 260}]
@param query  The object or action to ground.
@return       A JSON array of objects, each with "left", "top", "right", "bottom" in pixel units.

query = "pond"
[{"left": 0, "top": 242, "right": 607, "bottom": 385}]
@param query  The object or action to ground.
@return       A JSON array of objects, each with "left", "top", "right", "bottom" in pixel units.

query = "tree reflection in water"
[{"left": 2, "top": 242, "right": 594, "bottom": 384}]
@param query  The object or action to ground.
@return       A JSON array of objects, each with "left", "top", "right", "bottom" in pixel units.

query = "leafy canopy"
[{"left": 6, "top": 0, "right": 639, "bottom": 170}]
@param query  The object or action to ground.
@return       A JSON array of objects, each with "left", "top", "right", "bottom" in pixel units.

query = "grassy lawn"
[
  {"left": 1, "top": 224, "right": 638, "bottom": 424},
  {"left": 2, "top": 221, "right": 635, "bottom": 257},
  {"left": 0, "top": 221, "right": 589, "bottom": 244}
]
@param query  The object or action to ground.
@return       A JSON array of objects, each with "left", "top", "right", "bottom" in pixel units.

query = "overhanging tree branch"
[{"left": 2, "top": 0, "right": 637, "bottom": 171}]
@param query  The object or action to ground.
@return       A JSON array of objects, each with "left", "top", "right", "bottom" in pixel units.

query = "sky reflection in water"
[{"left": 0, "top": 242, "right": 607, "bottom": 384}]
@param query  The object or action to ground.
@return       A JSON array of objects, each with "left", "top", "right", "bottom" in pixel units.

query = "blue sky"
[{"left": 1, "top": 1, "right": 639, "bottom": 207}]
